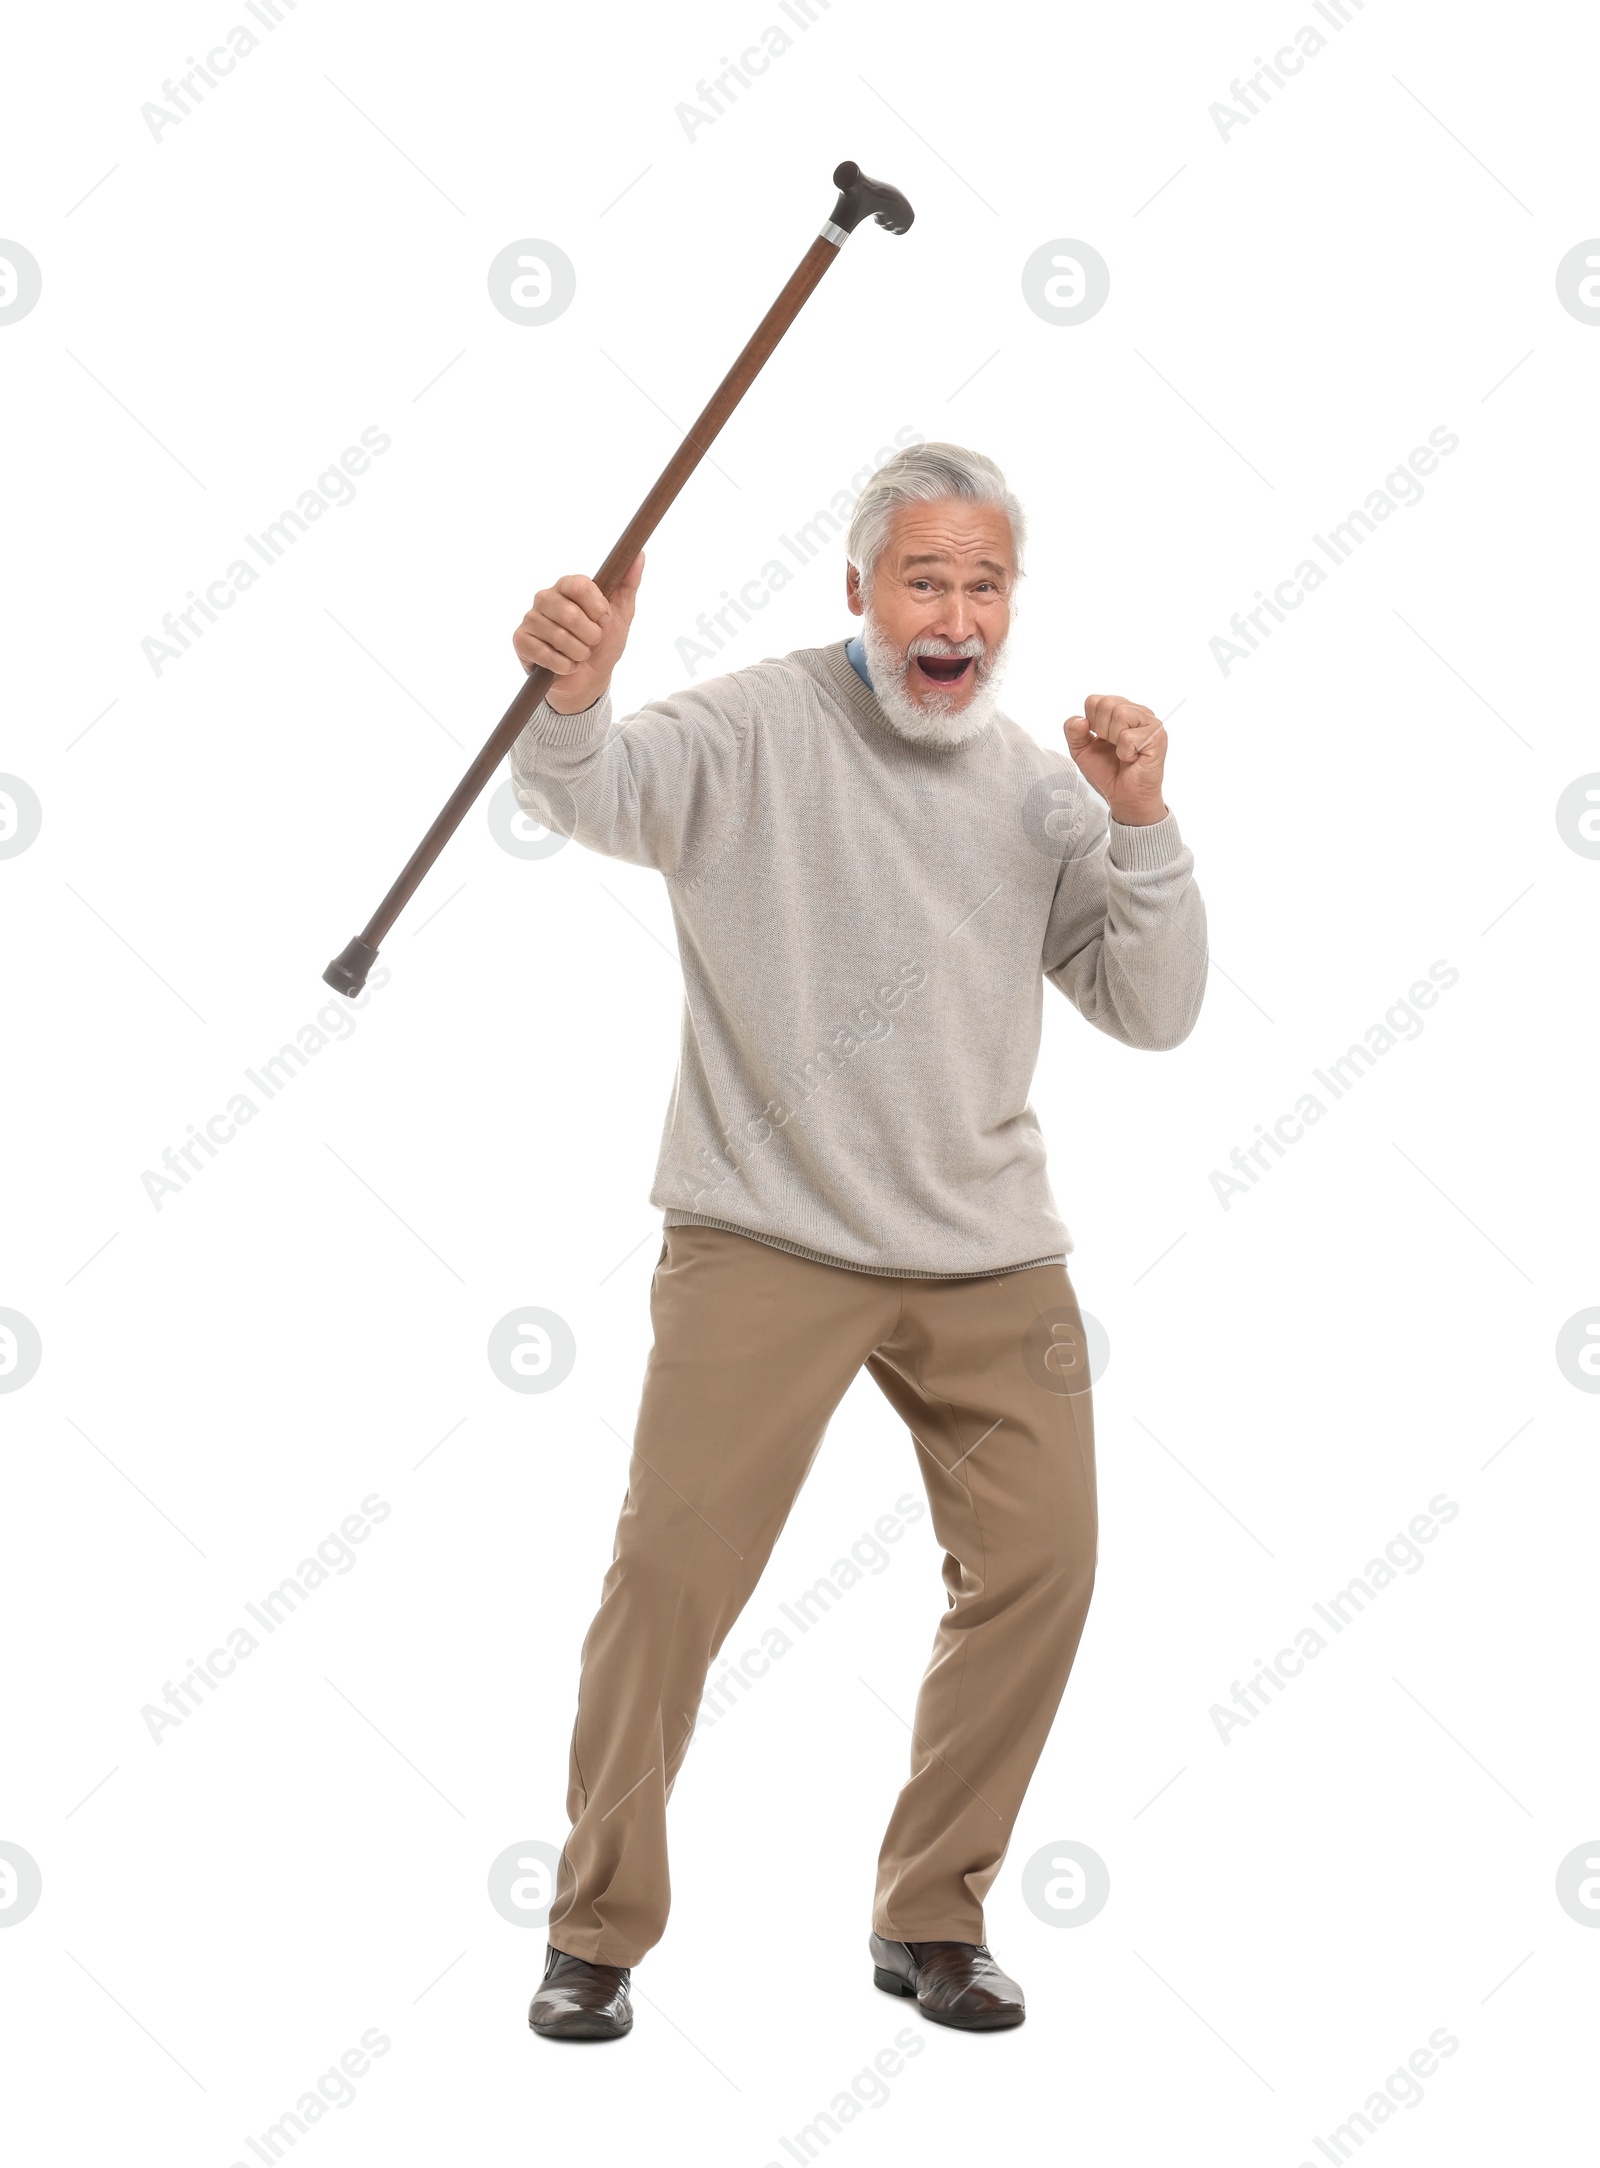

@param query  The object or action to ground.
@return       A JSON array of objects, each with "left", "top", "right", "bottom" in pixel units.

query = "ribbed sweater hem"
[{"left": 661, "top": 1210, "right": 1066, "bottom": 1282}]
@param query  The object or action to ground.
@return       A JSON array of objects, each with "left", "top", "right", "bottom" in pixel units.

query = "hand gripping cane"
[{"left": 322, "top": 160, "right": 914, "bottom": 997}]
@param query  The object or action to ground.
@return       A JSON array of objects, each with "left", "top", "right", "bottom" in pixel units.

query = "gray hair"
[{"left": 847, "top": 440, "right": 1026, "bottom": 590}]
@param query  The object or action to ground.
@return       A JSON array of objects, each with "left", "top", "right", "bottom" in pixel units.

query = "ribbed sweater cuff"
[
  {"left": 1107, "top": 809, "right": 1184, "bottom": 873},
  {"left": 521, "top": 690, "right": 613, "bottom": 749}
]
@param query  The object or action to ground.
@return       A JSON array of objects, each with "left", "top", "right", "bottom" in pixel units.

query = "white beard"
[{"left": 860, "top": 609, "right": 1009, "bottom": 749}]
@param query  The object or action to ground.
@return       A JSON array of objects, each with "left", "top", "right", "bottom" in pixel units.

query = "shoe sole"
[{"left": 872, "top": 1966, "right": 1024, "bottom": 2030}]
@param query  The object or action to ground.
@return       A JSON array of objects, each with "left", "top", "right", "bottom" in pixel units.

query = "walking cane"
[{"left": 322, "top": 160, "right": 914, "bottom": 997}]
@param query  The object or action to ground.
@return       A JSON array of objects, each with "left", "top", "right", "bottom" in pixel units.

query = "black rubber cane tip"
[
  {"left": 323, "top": 936, "right": 380, "bottom": 998},
  {"left": 829, "top": 162, "right": 915, "bottom": 236}
]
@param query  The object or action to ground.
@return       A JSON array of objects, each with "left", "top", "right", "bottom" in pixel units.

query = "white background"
[{"left": 2, "top": 0, "right": 1597, "bottom": 2161}]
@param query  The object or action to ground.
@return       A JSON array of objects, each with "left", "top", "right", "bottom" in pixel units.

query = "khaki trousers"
[{"left": 548, "top": 1224, "right": 1098, "bottom": 1966}]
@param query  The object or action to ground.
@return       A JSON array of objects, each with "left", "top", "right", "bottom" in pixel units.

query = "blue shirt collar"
[{"left": 844, "top": 632, "right": 873, "bottom": 689}]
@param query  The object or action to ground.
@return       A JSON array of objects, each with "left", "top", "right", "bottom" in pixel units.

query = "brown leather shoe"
[
  {"left": 870, "top": 1933, "right": 1025, "bottom": 2030},
  {"left": 528, "top": 1944, "right": 633, "bottom": 2041}
]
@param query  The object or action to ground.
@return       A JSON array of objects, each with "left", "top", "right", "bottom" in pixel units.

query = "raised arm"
[
  {"left": 507, "top": 554, "right": 751, "bottom": 876},
  {"left": 1042, "top": 693, "right": 1208, "bottom": 1049}
]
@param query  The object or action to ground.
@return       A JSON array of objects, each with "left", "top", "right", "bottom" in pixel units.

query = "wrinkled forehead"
[{"left": 880, "top": 497, "right": 1017, "bottom": 577}]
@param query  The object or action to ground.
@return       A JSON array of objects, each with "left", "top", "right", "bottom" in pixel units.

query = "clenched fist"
[
  {"left": 1064, "top": 695, "right": 1169, "bottom": 827},
  {"left": 512, "top": 550, "right": 645, "bottom": 714}
]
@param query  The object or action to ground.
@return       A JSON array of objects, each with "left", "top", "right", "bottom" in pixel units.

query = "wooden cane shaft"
[
  {"left": 355, "top": 233, "right": 842, "bottom": 952},
  {"left": 590, "top": 233, "right": 840, "bottom": 594}
]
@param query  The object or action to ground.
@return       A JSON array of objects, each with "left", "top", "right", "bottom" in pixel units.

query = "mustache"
[
  {"left": 879, "top": 630, "right": 1003, "bottom": 688},
  {"left": 899, "top": 633, "right": 1003, "bottom": 698}
]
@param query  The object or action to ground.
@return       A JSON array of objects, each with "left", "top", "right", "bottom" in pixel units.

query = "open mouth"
[{"left": 913, "top": 654, "right": 974, "bottom": 687}]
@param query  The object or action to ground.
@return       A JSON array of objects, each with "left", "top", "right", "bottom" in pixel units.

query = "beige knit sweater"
[{"left": 509, "top": 640, "right": 1207, "bottom": 1277}]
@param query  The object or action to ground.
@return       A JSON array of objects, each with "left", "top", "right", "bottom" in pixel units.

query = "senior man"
[{"left": 511, "top": 441, "right": 1207, "bottom": 2041}]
